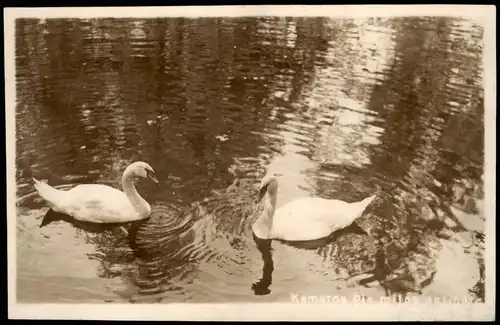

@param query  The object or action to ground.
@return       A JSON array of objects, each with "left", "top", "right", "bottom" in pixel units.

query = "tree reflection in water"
[{"left": 15, "top": 16, "right": 485, "bottom": 303}]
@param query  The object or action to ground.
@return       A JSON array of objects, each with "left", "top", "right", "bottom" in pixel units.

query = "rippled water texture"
[{"left": 15, "top": 17, "right": 485, "bottom": 303}]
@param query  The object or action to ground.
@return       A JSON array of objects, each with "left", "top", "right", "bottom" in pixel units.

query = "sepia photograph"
[{"left": 6, "top": 5, "right": 495, "bottom": 321}]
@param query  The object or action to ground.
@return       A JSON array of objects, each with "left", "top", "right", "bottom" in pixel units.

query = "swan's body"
[
  {"left": 33, "top": 161, "right": 159, "bottom": 227},
  {"left": 252, "top": 176, "right": 377, "bottom": 242}
]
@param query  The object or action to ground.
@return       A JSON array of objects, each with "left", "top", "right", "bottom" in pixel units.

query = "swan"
[
  {"left": 33, "top": 161, "right": 159, "bottom": 229},
  {"left": 252, "top": 176, "right": 377, "bottom": 242}
]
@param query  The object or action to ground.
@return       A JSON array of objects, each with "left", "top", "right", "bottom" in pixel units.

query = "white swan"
[
  {"left": 252, "top": 176, "right": 377, "bottom": 242},
  {"left": 33, "top": 161, "right": 159, "bottom": 228}
]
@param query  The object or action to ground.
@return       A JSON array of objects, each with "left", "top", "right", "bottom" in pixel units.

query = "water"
[{"left": 15, "top": 17, "right": 485, "bottom": 303}]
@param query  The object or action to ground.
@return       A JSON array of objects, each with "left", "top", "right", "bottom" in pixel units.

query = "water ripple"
[{"left": 15, "top": 16, "right": 485, "bottom": 303}]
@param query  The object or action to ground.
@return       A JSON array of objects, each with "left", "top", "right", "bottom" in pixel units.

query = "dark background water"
[{"left": 15, "top": 17, "right": 485, "bottom": 303}]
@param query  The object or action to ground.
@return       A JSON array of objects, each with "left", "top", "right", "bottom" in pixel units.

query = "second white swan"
[
  {"left": 33, "top": 161, "right": 159, "bottom": 227},
  {"left": 252, "top": 175, "right": 377, "bottom": 242}
]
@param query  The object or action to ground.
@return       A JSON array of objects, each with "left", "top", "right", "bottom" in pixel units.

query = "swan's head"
[
  {"left": 127, "top": 161, "right": 159, "bottom": 185},
  {"left": 255, "top": 175, "right": 279, "bottom": 203}
]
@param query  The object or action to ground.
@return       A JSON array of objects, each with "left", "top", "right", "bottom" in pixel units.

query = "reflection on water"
[{"left": 15, "top": 17, "right": 485, "bottom": 303}]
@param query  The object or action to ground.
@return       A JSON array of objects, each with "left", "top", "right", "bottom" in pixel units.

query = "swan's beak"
[
  {"left": 147, "top": 170, "right": 159, "bottom": 185},
  {"left": 255, "top": 185, "right": 268, "bottom": 204}
]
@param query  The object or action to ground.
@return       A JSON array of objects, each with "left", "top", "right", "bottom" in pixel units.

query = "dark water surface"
[{"left": 15, "top": 17, "right": 485, "bottom": 303}]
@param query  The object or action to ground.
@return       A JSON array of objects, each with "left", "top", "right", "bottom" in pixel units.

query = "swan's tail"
[
  {"left": 353, "top": 194, "right": 377, "bottom": 218},
  {"left": 33, "top": 178, "right": 63, "bottom": 211}
]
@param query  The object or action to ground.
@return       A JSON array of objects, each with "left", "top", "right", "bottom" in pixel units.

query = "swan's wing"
[
  {"left": 276, "top": 197, "right": 350, "bottom": 222},
  {"left": 272, "top": 198, "right": 356, "bottom": 240},
  {"left": 64, "top": 185, "right": 136, "bottom": 223}
]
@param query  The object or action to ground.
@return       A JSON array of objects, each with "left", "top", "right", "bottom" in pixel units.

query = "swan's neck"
[
  {"left": 255, "top": 191, "right": 277, "bottom": 239},
  {"left": 122, "top": 173, "right": 151, "bottom": 218}
]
